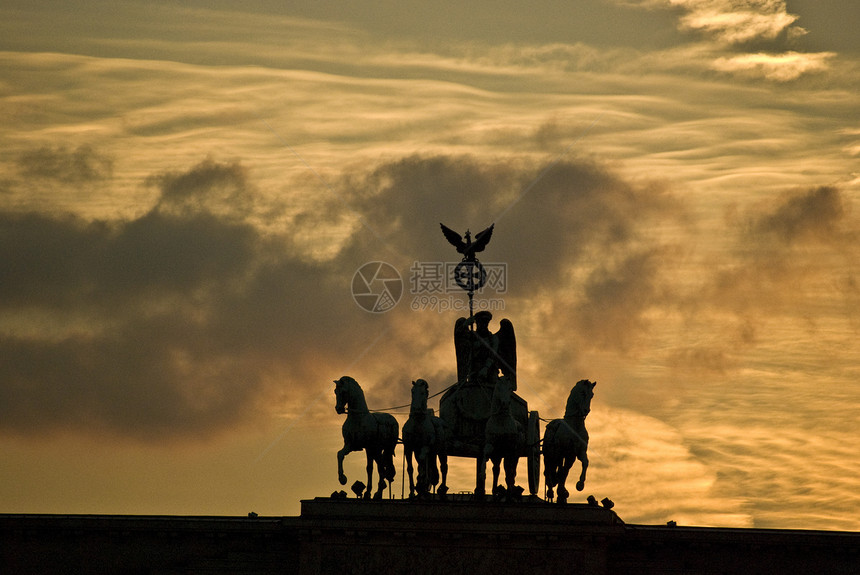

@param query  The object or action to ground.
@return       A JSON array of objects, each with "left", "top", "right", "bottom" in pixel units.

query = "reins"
[{"left": 366, "top": 382, "right": 455, "bottom": 414}]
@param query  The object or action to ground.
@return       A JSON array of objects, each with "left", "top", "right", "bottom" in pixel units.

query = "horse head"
[
  {"left": 334, "top": 375, "right": 358, "bottom": 414},
  {"left": 411, "top": 379, "right": 429, "bottom": 414},
  {"left": 490, "top": 374, "right": 515, "bottom": 415},
  {"left": 565, "top": 379, "right": 596, "bottom": 419}
]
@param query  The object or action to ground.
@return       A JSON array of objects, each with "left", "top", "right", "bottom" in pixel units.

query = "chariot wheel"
[{"left": 526, "top": 410, "right": 541, "bottom": 496}]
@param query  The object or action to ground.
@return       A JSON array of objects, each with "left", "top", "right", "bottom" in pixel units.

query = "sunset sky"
[{"left": 1, "top": 1, "right": 858, "bottom": 530}]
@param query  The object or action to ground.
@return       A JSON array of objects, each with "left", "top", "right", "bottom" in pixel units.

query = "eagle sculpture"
[{"left": 440, "top": 223, "right": 494, "bottom": 261}]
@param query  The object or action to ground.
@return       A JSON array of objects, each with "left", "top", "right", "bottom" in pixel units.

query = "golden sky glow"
[{"left": 1, "top": 0, "right": 858, "bottom": 529}]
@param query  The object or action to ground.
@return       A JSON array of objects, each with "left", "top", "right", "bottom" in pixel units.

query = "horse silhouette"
[
  {"left": 402, "top": 379, "right": 448, "bottom": 499},
  {"left": 479, "top": 375, "right": 523, "bottom": 499},
  {"left": 334, "top": 376, "right": 399, "bottom": 499},
  {"left": 543, "top": 379, "right": 596, "bottom": 503}
]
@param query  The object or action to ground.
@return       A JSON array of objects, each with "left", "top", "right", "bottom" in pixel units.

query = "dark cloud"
[
  {"left": 575, "top": 247, "right": 670, "bottom": 351},
  {"left": 340, "top": 154, "right": 685, "bottom": 387},
  {"left": 0, "top": 158, "right": 370, "bottom": 439},
  {"left": 1, "top": 152, "right": 683, "bottom": 438},
  {"left": 17, "top": 144, "right": 113, "bottom": 183},
  {"left": 669, "top": 184, "right": 857, "bottom": 374},
  {"left": 751, "top": 185, "right": 844, "bottom": 245},
  {"left": 145, "top": 157, "right": 255, "bottom": 219},
  {"left": 0, "top": 212, "right": 110, "bottom": 309},
  {"left": 346, "top": 154, "right": 679, "bottom": 293},
  {"left": 17, "top": 154, "right": 853, "bottom": 440},
  {"left": 724, "top": 185, "right": 852, "bottom": 299},
  {"left": 0, "top": 328, "right": 255, "bottom": 439},
  {"left": 342, "top": 154, "right": 522, "bottom": 256}
]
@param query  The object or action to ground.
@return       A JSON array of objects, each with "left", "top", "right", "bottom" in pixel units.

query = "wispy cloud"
[
  {"left": 620, "top": 0, "right": 804, "bottom": 44},
  {"left": 613, "top": 0, "right": 838, "bottom": 80},
  {"left": 711, "top": 51, "right": 834, "bottom": 81},
  {"left": 674, "top": 0, "right": 802, "bottom": 45}
]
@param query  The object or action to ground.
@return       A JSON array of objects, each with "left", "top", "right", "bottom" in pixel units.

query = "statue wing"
[
  {"left": 453, "top": 316, "right": 471, "bottom": 384},
  {"left": 440, "top": 223, "right": 466, "bottom": 252},
  {"left": 496, "top": 318, "right": 517, "bottom": 388},
  {"left": 471, "top": 223, "right": 494, "bottom": 253}
]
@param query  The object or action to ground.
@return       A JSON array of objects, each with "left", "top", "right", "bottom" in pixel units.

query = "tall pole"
[{"left": 469, "top": 288, "right": 474, "bottom": 321}]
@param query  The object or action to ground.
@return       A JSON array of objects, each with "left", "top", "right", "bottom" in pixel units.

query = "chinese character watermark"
[
  {"left": 352, "top": 260, "right": 507, "bottom": 313},
  {"left": 410, "top": 261, "right": 508, "bottom": 295}
]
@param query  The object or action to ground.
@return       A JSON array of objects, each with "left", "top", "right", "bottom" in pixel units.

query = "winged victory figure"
[{"left": 453, "top": 311, "right": 516, "bottom": 389}]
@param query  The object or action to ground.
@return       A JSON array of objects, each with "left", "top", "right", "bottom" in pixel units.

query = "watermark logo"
[
  {"left": 352, "top": 260, "right": 507, "bottom": 313},
  {"left": 351, "top": 261, "right": 403, "bottom": 313}
]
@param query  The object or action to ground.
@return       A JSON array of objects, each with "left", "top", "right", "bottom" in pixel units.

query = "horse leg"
[
  {"left": 490, "top": 449, "right": 500, "bottom": 491},
  {"left": 386, "top": 439, "right": 397, "bottom": 483},
  {"left": 375, "top": 453, "right": 389, "bottom": 500},
  {"left": 546, "top": 471, "right": 555, "bottom": 502},
  {"left": 337, "top": 444, "right": 352, "bottom": 486},
  {"left": 575, "top": 452, "right": 589, "bottom": 492},
  {"left": 416, "top": 446, "right": 429, "bottom": 497},
  {"left": 491, "top": 455, "right": 502, "bottom": 498},
  {"left": 438, "top": 453, "right": 448, "bottom": 498},
  {"left": 428, "top": 449, "right": 440, "bottom": 489},
  {"left": 475, "top": 444, "right": 489, "bottom": 499},
  {"left": 557, "top": 456, "right": 573, "bottom": 504},
  {"left": 543, "top": 423, "right": 559, "bottom": 502},
  {"left": 504, "top": 454, "right": 517, "bottom": 494},
  {"left": 405, "top": 446, "right": 416, "bottom": 498},
  {"left": 365, "top": 451, "right": 375, "bottom": 500},
  {"left": 484, "top": 440, "right": 502, "bottom": 497},
  {"left": 543, "top": 452, "right": 556, "bottom": 502},
  {"left": 369, "top": 448, "right": 390, "bottom": 501}
]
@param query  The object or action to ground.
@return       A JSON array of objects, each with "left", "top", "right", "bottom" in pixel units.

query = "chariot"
[
  {"left": 437, "top": 313, "right": 541, "bottom": 497},
  {"left": 439, "top": 378, "right": 541, "bottom": 496}
]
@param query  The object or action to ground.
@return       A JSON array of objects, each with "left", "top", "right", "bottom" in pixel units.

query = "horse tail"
[{"left": 390, "top": 414, "right": 400, "bottom": 453}]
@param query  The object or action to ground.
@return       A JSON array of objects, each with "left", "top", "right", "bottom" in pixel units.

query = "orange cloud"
[{"left": 711, "top": 51, "right": 834, "bottom": 81}]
